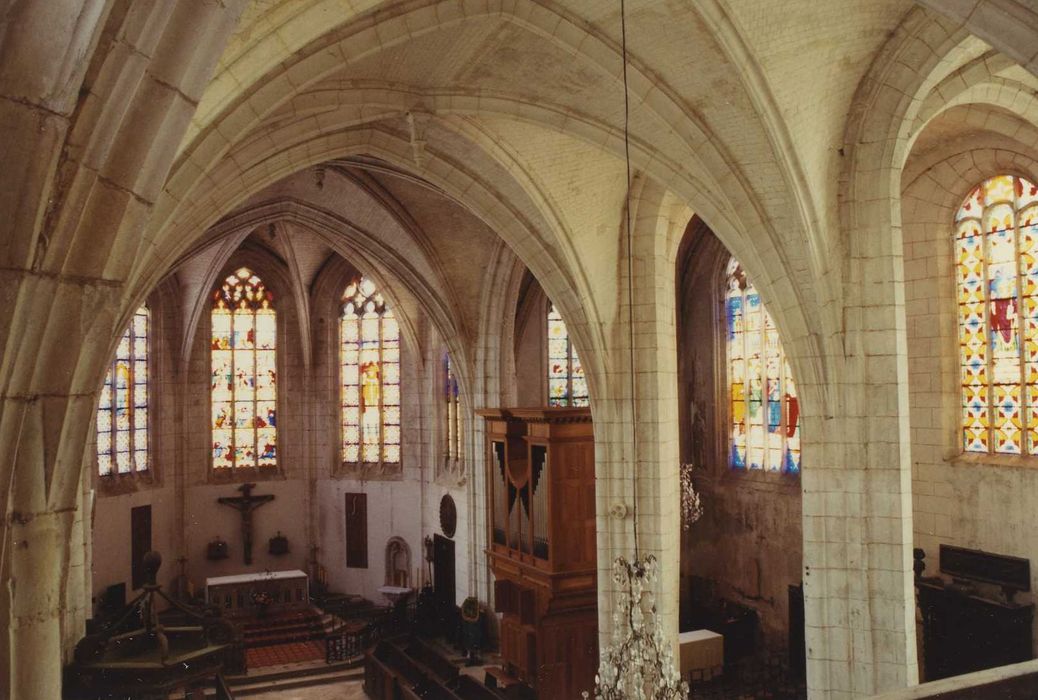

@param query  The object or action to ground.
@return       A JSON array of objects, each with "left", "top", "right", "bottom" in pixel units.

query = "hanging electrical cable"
[{"left": 583, "top": 2, "right": 689, "bottom": 698}]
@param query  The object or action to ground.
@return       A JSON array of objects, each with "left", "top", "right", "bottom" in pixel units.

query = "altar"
[{"left": 205, "top": 570, "right": 308, "bottom": 618}]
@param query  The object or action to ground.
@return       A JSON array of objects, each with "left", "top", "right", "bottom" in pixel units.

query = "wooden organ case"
[{"left": 479, "top": 408, "right": 598, "bottom": 699}]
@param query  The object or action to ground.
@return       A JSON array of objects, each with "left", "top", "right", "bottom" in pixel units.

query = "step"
[
  {"left": 227, "top": 661, "right": 363, "bottom": 696},
  {"left": 245, "top": 627, "right": 325, "bottom": 640},
  {"left": 241, "top": 614, "right": 323, "bottom": 632},
  {"left": 244, "top": 632, "right": 325, "bottom": 648},
  {"left": 243, "top": 619, "right": 324, "bottom": 635},
  {"left": 243, "top": 620, "right": 325, "bottom": 636}
]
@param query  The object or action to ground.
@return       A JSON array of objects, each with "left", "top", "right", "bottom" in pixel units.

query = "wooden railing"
[
  {"left": 212, "top": 673, "right": 235, "bottom": 700},
  {"left": 325, "top": 599, "right": 417, "bottom": 663},
  {"left": 870, "top": 659, "right": 1038, "bottom": 700},
  {"left": 326, "top": 620, "right": 382, "bottom": 664}
]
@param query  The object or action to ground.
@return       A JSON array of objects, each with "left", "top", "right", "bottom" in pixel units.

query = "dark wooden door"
[
  {"left": 433, "top": 534, "right": 455, "bottom": 609},
  {"left": 344, "top": 493, "right": 368, "bottom": 568},
  {"left": 130, "top": 505, "right": 152, "bottom": 590},
  {"left": 788, "top": 584, "right": 806, "bottom": 680}
]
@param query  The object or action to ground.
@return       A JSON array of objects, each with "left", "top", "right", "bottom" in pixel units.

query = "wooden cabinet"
[{"left": 478, "top": 408, "right": 597, "bottom": 699}]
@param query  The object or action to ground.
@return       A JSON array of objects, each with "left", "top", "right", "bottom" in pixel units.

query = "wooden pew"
[
  {"left": 406, "top": 638, "right": 460, "bottom": 683},
  {"left": 363, "top": 649, "right": 398, "bottom": 700},
  {"left": 365, "top": 638, "right": 475, "bottom": 700},
  {"left": 454, "top": 674, "right": 501, "bottom": 700}
]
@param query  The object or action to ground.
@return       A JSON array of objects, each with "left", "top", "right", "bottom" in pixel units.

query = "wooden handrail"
[{"left": 870, "top": 659, "right": 1038, "bottom": 699}]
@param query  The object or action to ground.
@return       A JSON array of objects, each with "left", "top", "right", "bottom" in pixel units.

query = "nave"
[{"left": 5, "top": 1, "right": 1038, "bottom": 698}]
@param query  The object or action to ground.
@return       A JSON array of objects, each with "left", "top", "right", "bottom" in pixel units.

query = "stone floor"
[{"left": 244, "top": 679, "right": 367, "bottom": 699}]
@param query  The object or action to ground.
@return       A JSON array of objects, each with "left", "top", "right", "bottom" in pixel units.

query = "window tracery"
[
  {"left": 210, "top": 267, "right": 277, "bottom": 470},
  {"left": 956, "top": 175, "right": 1038, "bottom": 455},
  {"left": 445, "top": 353, "right": 461, "bottom": 462},
  {"left": 547, "top": 304, "right": 589, "bottom": 407},
  {"left": 725, "top": 259, "right": 801, "bottom": 473},
  {"left": 98, "top": 305, "right": 149, "bottom": 476},
  {"left": 341, "top": 276, "right": 401, "bottom": 464}
]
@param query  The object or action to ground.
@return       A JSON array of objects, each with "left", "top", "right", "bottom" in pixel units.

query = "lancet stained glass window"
[
  {"left": 956, "top": 175, "right": 1038, "bottom": 455},
  {"left": 726, "top": 259, "right": 801, "bottom": 473},
  {"left": 547, "top": 304, "right": 589, "bottom": 407},
  {"left": 341, "top": 277, "right": 401, "bottom": 464},
  {"left": 98, "top": 305, "right": 149, "bottom": 476},
  {"left": 445, "top": 353, "right": 461, "bottom": 461},
  {"left": 211, "top": 267, "right": 277, "bottom": 469}
]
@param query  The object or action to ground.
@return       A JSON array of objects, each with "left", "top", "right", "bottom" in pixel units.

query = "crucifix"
[{"left": 218, "top": 483, "right": 275, "bottom": 565}]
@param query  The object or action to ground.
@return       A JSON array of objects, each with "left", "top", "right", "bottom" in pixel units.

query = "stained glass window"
[
  {"left": 726, "top": 259, "right": 801, "bottom": 473},
  {"left": 445, "top": 353, "right": 461, "bottom": 461},
  {"left": 341, "top": 277, "right": 401, "bottom": 464},
  {"left": 956, "top": 175, "right": 1038, "bottom": 455},
  {"left": 98, "top": 305, "right": 149, "bottom": 476},
  {"left": 547, "top": 304, "right": 589, "bottom": 407},
  {"left": 210, "top": 267, "right": 276, "bottom": 470}
]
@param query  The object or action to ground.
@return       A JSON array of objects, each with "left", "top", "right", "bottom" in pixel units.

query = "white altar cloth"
[
  {"left": 205, "top": 569, "right": 308, "bottom": 616},
  {"left": 206, "top": 569, "right": 307, "bottom": 588},
  {"left": 377, "top": 585, "right": 412, "bottom": 604}
]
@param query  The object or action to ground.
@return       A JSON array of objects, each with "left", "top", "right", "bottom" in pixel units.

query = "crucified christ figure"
[{"left": 218, "top": 483, "right": 275, "bottom": 565}]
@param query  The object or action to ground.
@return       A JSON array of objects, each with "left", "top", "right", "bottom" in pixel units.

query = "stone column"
[
  {"left": 593, "top": 178, "right": 688, "bottom": 661},
  {"left": 800, "top": 177, "right": 919, "bottom": 696},
  {"left": 2, "top": 387, "right": 98, "bottom": 699},
  {"left": 0, "top": 1, "right": 248, "bottom": 695}
]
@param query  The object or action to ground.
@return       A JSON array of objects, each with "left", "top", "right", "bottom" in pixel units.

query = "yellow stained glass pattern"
[{"left": 956, "top": 175, "right": 1038, "bottom": 454}]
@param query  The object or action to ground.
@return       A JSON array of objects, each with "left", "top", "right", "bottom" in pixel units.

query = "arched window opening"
[
  {"left": 210, "top": 267, "right": 277, "bottom": 470},
  {"left": 547, "top": 304, "right": 589, "bottom": 407},
  {"left": 726, "top": 259, "right": 801, "bottom": 473},
  {"left": 445, "top": 353, "right": 461, "bottom": 461},
  {"left": 98, "top": 305, "right": 150, "bottom": 476},
  {"left": 341, "top": 276, "right": 401, "bottom": 464},
  {"left": 956, "top": 175, "right": 1038, "bottom": 455}
]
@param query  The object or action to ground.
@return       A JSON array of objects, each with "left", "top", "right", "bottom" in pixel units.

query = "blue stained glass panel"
[{"left": 726, "top": 259, "right": 802, "bottom": 474}]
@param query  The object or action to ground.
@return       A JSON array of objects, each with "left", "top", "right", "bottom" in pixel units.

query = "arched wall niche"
[
  {"left": 385, "top": 536, "right": 412, "bottom": 588},
  {"left": 674, "top": 215, "right": 804, "bottom": 651}
]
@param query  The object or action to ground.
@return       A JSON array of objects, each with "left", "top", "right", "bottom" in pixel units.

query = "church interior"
[{"left": 4, "top": 1, "right": 1038, "bottom": 699}]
